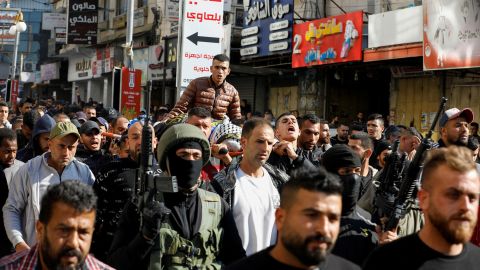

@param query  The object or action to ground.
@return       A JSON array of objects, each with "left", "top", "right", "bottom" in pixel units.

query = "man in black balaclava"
[
  {"left": 322, "top": 144, "right": 378, "bottom": 266},
  {"left": 108, "top": 123, "right": 245, "bottom": 270}
]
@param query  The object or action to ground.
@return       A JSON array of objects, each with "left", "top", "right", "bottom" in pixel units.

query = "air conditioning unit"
[{"left": 23, "top": 61, "right": 34, "bottom": 72}]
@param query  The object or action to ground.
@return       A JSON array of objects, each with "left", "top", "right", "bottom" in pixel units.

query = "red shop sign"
[{"left": 292, "top": 11, "right": 363, "bottom": 68}]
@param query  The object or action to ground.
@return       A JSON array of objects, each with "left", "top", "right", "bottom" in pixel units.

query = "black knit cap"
[
  {"left": 374, "top": 140, "right": 392, "bottom": 156},
  {"left": 322, "top": 144, "right": 362, "bottom": 174}
]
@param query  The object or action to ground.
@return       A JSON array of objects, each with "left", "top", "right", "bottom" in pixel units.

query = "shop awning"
[{"left": 363, "top": 43, "right": 422, "bottom": 62}]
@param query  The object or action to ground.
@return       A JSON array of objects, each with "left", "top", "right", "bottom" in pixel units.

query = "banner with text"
[
  {"left": 120, "top": 67, "right": 142, "bottom": 120},
  {"left": 291, "top": 11, "right": 363, "bottom": 68}
]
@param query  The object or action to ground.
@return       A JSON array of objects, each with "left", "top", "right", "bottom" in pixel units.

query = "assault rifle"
[
  {"left": 134, "top": 81, "right": 178, "bottom": 213},
  {"left": 384, "top": 97, "right": 447, "bottom": 231},
  {"left": 373, "top": 140, "right": 408, "bottom": 224}
]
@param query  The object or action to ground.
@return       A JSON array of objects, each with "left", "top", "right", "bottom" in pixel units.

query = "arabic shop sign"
[
  {"left": 180, "top": 0, "right": 223, "bottom": 88},
  {"left": 0, "top": 9, "right": 20, "bottom": 45},
  {"left": 240, "top": 0, "right": 293, "bottom": 58},
  {"left": 292, "top": 11, "right": 363, "bottom": 68},
  {"left": 67, "top": 0, "right": 98, "bottom": 45}
]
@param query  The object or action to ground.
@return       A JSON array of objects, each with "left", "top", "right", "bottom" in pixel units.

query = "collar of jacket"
[
  {"left": 216, "top": 159, "right": 289, "bottom": 194},
  {"left": 209, "top": 75, "right": 225, "bottom": 90}
]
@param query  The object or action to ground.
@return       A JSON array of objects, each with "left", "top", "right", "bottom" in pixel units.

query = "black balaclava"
[
  {"left": 339, "top": 173, "right": 361, "bottom": 216},
  {"left": 322, "top": 144, "right": 362, "bottom": 216},
  {"left": 167, "top": 141, "right": 204, "bottom": 189}
]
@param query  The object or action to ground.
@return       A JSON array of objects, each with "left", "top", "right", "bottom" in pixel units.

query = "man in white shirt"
[{"left": 213, "top": 118, "right": 289, "bottom": 255}]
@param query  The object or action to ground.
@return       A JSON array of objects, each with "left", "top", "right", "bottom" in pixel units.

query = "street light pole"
[{"left": 10, "top": 30, "right": 20, "bottom": 80}]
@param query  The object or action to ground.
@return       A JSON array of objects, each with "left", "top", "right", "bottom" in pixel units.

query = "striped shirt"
[{"left": 0, "top": 245, "right": 115, "bottom": 270}]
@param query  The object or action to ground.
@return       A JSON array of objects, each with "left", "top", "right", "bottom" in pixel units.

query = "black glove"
[{"left": 141, "top": 200, "right": 171, "bottom": 240}]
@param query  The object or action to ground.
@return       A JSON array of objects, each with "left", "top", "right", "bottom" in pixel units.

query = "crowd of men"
[{"left": 0, "top": 54, "right": 479, "bottom": 269}]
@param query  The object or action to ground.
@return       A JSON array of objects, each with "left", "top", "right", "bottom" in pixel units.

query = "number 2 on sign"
[{"left": 293, "top": 34, "right": 302, "bottom": 54}]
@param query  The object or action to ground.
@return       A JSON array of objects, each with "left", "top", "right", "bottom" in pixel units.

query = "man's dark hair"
[
  {"left": 350, "top": 123, "right": 364, "bottom": 132},
  {"left": 280, "top": 167, "right": 342, "bottom": 209},
  {"left": 0, "top": 128, "right": 16, "bottom": 144},
  {"left": 471, "top": 122, "right": 479, "bottom": 129},
  {"left": 213, "top": 54, "right": 230, "bottom": 63},
  {"left": 83, "top": 105, "right": 95, "bottom": 111},
  {"left": 299, "top": 114, "right": 320, "bottom": 129},
  {"left": 242, "top": 118, "right": 272, "bottom": 139},
  {"left": 349, "top": 132, "right": 373, "bottom": 150},
  {"left": 367, "top": 113, "right": 384, "bottom": 126},
  {"left": 0, "top": 101, "right": 8, "bottom": 108},
  {"left": 275, "top": 111, "right": 294, "bottom": 128},
  {"left": 188, "top": 107, "right": 211, "bottom": 119},
  {"left": 22, "top": 111, "right": 37, "bottom": 130},
  {"left": 39, "top": 181, "right": 97, "bottom": 224}
]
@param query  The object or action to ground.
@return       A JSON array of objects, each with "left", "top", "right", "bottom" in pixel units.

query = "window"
[{"left": 116, "top": 0, "right": 127, "bottom": 15}]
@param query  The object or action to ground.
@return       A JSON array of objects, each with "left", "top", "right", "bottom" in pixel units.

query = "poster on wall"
[
  {"left": 424, "top": 0, "right": 480, "bottom": 70},
  {"left": 291, "top": 11, "right": 363, "bottom": 68},
  {"left": 120, "top": 67, "right": 142, "bottom": 120},
  {"left": 240, "top": 0, "right": 293, "bottom": 58}
]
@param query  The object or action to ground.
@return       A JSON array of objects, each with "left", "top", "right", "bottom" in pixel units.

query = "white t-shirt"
[{"left": 232, "top": 167, "right": 280, "bottom": 255}]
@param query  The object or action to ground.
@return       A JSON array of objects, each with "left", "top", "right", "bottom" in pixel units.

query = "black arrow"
[{"left": 187, "top": 32, "right": 219, "bottom": 45}]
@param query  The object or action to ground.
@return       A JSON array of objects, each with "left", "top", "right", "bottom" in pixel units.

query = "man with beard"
[
  {"left": 317, "top": 119, "right": 332, "bottom": 152},
  {"left": 75, "top": 121, "right": 111, "bottom": 176},
  {"left": 331, "top": 122, "right": 349, "bottom": 146},
  {"left": 91, "top": 121, "right": 157, "bottom": 260},
  {"left": 268, "top": 112, "right": 316, "bottom": 175},
  {"left": 347, "top": 132, "right": 377, "bottom": 201},
  {"left": 0, "top": 128, "right": 24, "bottom": 257},
  {"left": 212, "top": 118, "right": 289, "bottom": 255},
  {"left": 438, "top": 107, "right": 473, "bottom": 148},
  {"left": 108, "top": 124, "right": 245, "bottom": 269},
  {"left": 0, "top": 181, "right": 113, "bottom": 269},
  {"left": 226, "top": 166, "right": 359, "bottom": 270},
  {"left": 3, "top": 122, "right": 94, "bottom": 253},
  {"left": 363, "top": 146, "right": 480, "bottom": 269},
  {"left": 297, "top": 114, "right": 323, "bottom": 166},
  {"left": 17, "top": 114, "right": 56, "bottom": 162}
]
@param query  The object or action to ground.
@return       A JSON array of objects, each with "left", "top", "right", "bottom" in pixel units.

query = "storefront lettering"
[
  {"left": 245, "top": 0, "right": 290, "bottom": 25},
  {"left": 305, "top": 18, "right": 342, "bottom": 42},
  {"left": 304, "top": 47, "right": 337, "bottom": 64},
  {"left": 69, "top": 15, "right": 98, "bottom": 24},
  {"left": 71, "top": 2, "right": 96, "bottom": 11},
  {"left": 75, "top": 59, "right": 91, "bottom": 72}
]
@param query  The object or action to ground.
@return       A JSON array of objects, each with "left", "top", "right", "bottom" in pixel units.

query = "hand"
[
  {"left": 141, "top": 200, "right": 170, "bottom": 241},
  {"left": 273, "top": 141, "right": 298, "bottom": 160},
  {"left": 211, "top": 144, "right": 233, "bottom": 165},
  {"left": 375, "top": 224, "right": 398, "bottom": 245},
  {"left": 15, "top": 242, "right": 30, "bottom": 252}
]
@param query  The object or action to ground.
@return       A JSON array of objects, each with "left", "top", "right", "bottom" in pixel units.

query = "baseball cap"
[
  {"left": 50, "top": 122, "right": 80, "bottom": 140},
  {"left": 79, "top": 120, "right": 100, "bottom": 135},
  {"left": 90, "top": 116, "right": 109, "bottom": 130},
  {"left": 76, "top": 111, "right": 87, "bottom": 123},
  {"left": 439, "top": 108, "right": 474, "bottom": 127}
]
